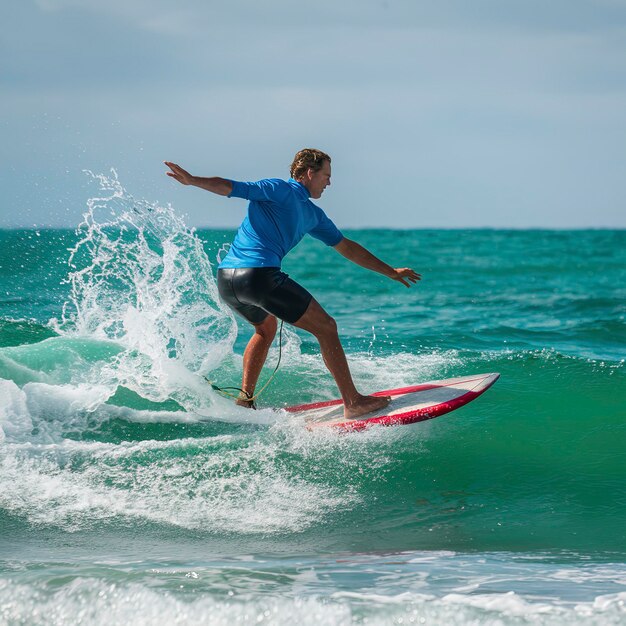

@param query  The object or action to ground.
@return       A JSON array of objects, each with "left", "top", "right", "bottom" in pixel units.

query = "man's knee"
[
  {"left": 294, "top": 299, "right": 337, "bottom": 337},
  {"left": 313, "top": 312, "right": 338, "bottom": 338}
]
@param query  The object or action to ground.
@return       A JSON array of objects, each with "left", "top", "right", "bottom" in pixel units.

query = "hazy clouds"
[{"left": 2, "top": 0, "right": 625, "bottom": 228}]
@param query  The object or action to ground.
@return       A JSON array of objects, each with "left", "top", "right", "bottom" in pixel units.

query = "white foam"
[
  {"left": 0, "top": 580, "right": 357, "bottom": 626},
  {"left": 0, "top": 379, "right": 32, "bottom": 443},
  {"left": 52, "top": 170, "right": 237, "bottom": 415},
  {"left": 0, "top": 394, "right": 426, "bottom": 535},
  {"left": 0, "top": 380, "right": 115, "bottom": 444},
  {"left": 442, "top": 590, "right": 626, "bottom": 622},
  {"left": 2, "top": 578, "right": 624, "bottom": 626},
  {"left": 551, "top": 568, "right": 626, "bottom": 586},
  {"left": 586, "top": 591, "right": 626, "bottom": 614},
  {"left": 0, "top": 424, "right": 360, "bottom": 534},
  {"left": 443, "top": 591, "right": 556, "bottom": 616}
]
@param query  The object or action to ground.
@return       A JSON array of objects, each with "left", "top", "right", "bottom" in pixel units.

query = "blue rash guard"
[{"left": 217, "top": 178, "right": 343, "bottom": 269}]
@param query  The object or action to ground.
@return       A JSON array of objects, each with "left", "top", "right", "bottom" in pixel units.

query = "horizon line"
[{"left": 1, "top": 225, "right": 624, "bottom": 232}]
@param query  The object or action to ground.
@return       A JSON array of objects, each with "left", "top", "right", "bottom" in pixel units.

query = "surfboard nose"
[{"left": 473, "top": 372, "right": 500, "bottom": 390}]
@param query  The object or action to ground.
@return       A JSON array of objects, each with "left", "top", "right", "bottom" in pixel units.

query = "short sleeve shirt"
[{"left": 218, "top": 178, "right": 343, "bottom": 269}]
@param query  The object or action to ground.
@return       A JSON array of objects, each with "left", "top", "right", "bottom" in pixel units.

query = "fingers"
[
  {"left": 166, "top": 170, "right": 182, "bottom": 180},
  {"left": 164, "top": 161, "right": 187, "bottom": 176},
  {"left": 164, "top": 161, "right": 191, "bottom": 185},
  {"left": 164, "top": 161, "right": 179, "bottom": 170},
  {"left": 402, "top": 272, "right": 422, "bottom": 283},
  {"left": 394, "top": 268, "right": 421, "bottom": 287}
]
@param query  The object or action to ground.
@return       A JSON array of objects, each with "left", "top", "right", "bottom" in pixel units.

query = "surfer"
[{"left": 165, "top": 149, "right": 420, "bottom": 419}]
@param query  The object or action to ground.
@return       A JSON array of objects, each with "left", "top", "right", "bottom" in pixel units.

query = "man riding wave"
[{"left": 165, "top": 149, "right": 420, "bottom": 419}]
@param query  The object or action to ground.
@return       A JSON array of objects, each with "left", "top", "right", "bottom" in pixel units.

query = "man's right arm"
[{"left": 164, "top": 162, "right": 233, "bottom": 196}]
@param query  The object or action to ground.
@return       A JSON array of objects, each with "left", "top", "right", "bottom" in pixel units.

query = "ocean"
[{"left": 1, "top": 172, "right": 625, "bottom": 625}]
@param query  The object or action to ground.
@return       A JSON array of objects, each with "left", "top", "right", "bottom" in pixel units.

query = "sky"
[{"left": 2, "top": 0, "right": 626, "bottom": 229}]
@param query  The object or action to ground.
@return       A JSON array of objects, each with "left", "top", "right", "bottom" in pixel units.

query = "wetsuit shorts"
[{"left": 217, "top": 267, "right": 313, "bottom": 325}]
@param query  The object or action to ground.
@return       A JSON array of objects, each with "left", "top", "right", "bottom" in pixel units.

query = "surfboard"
[{"left": 285, "top": 372, "right": 499, "bottom": 431}]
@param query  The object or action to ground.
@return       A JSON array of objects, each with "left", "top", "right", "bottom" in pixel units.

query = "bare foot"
[{"left": 344, "top": 394, "right": 391, "bottom": 420}]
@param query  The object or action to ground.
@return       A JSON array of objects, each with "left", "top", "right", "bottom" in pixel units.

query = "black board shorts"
[{"left": 217, "top": 267, "right": 313, "bottom": 325}]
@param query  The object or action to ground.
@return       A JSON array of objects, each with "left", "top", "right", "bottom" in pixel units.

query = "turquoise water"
[{"left": 1, "top": 173, "right": 625, "bottom": 624}]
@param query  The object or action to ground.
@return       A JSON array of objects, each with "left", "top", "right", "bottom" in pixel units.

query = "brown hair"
[{"left": 290, "top": 148, "right": 331, "bottom": 180}]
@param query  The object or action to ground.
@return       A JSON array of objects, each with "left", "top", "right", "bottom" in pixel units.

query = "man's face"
[{"left": 305, "top": 161, "right": 331, "bottom": 199}]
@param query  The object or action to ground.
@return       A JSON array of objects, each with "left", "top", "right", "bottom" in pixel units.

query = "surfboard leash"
[{"left": 203, "top": 319, "right": 284, "bottom": 407}]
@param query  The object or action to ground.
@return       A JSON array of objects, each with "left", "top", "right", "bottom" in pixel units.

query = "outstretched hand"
[
  {"left": 164, "top": 161, "right": 194, "bottom": 185},
  {"left": 391, "top": 268, "right": 421, "bottom": 287}
]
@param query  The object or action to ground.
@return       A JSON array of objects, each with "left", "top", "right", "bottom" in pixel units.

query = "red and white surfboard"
[{"left": 285, "top": 372, "right": 500, "bottom": 431}]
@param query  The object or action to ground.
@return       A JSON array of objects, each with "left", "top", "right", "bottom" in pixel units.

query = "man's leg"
[
  {"left": 293, "top": 298, "right": 390, "bottom": 419},
  {"left": 237, "top": 314, "right": 278, "bottom": 407}
]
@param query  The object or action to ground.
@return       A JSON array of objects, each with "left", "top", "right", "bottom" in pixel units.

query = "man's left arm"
[{"left": 333, "top": 237, "right": 421, "bottom": 288}]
